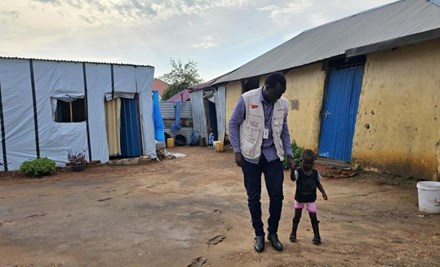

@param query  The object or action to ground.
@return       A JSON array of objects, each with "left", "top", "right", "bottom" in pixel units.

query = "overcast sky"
[{"left": 1, "top": 0, "right": 396, "bottom": 81}]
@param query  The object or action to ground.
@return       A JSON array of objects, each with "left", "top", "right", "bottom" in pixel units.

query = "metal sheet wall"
[
  {"left": 159, "top": 101, "right": 193, "bottom": 143},
  {"left": 120, "top": 98, "right": 142, "bottom": 157},
  {"left": 160, "top": 102, "right": 192, "bottom": 119},
  {"left": 215, "top": 86, "right": 226, "bottom": 142},
  {"left": 190, "top": 90, "right": 208, "bottom": 141},
  {"left": 318, "top": 65, "right": 364, "bottom": 161}
]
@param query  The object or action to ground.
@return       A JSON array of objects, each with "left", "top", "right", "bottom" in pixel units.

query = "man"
[{"left": 228, "top": 72, "right": 296, "bottom": 252}]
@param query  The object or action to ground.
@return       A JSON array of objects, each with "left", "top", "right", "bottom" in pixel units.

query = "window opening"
[
  {"left": 241, "top": 76, "right": 260, "bottom": 93},
  {"left": 54, "top": 99, "right": 86, "bottom": 123}
]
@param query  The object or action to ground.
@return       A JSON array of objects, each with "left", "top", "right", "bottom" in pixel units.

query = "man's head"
[
  {"left": 263, "top": 72, "right": 287, "bottom": 104},
  {"left": 301, "top": 149, "right": 316, "bottom": 171}
]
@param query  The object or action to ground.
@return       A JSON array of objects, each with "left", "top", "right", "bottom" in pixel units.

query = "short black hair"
[
  {"left": 265, "top": 72, "right": 286, "bottom": 88},
  {"left": 301, "top": 149, "right": 316, "bottom": 163}
]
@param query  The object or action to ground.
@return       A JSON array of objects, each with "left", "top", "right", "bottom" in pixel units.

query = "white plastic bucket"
[{"left": 416, "top": 181, "right": 440, "bottom": 213}]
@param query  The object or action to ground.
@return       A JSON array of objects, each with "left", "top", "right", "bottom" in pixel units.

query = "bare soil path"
[{"left": 0, "top": 146, "right": 439, "bottom": 266}]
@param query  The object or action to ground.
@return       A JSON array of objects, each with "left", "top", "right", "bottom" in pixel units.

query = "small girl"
[
  {"left": 208, "top": 128, "right": 214, "bottom": 148},
  {"left": 290, "top": 149, "right": 328, "bottom": 245}
]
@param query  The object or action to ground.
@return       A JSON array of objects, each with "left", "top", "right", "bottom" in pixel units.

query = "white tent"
[{"left": 0, "top": 57, "right": 156, "bottom": 171}]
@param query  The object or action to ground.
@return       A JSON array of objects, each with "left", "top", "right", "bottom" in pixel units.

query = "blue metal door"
[
  {"left": 120, "top": 98, "right": 142, "bottom": 157},
  {"left": 318, "top": 65, "right": 364, "bottom": 161}
]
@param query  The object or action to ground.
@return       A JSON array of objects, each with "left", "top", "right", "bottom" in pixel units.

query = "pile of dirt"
[{"left": 315, "top": 164, "right": 360, "bottom": 179}]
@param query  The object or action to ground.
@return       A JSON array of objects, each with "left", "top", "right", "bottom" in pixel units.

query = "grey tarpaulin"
[{"left": 0, "top": 57, "right": 156, "bottom": 171}]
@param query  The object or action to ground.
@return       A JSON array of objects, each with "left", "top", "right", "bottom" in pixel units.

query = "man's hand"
[
  {"left": 287, "top": 157, "right": 296, "bottom": 170},
  {"left": 235, "top": 152, "right": 244, "bottom": 167},
  {"left": 322, "top": 192, "right": 328, "bottom": 200}
]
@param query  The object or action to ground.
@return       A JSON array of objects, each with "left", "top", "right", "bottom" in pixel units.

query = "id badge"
[{"left": 263, "top": 128, "right": 269, "bottom": 139}]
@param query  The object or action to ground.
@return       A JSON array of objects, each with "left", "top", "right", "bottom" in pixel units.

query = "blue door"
[
  {"left": 318, "top": 65, "right": 364, "bottom": 161},
  {"left": 120, "top": 98, "right": 142, "bottom": 157}
]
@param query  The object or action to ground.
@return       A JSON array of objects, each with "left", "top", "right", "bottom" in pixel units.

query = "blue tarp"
[
  {"left": 152, "top": 90, "right": 165, "bottom": 142},
  {"left": 171, "top": 101, "right": 182, "bottom": 133}
]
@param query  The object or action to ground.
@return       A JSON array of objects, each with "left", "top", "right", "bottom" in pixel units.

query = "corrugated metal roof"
[
  {"left": 188, "top": 71, "right": 234, "bottom": 92},
  {"left": 216, "top": 0, "right": 440, "bottom": 84},
  {"left": 167, "top": 89, "right": 191, "bottom": 102},
  {"left": 431, "top": 0, "right": 440, "bottom": 7},
  {"left": 0, "top": 56, "right": 153, "bottom": 68},
  {"left": 188, "top": 79, "right": 217, "bottom": 91}
]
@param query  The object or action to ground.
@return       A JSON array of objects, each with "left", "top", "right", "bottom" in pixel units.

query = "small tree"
[{"left": 160, "top": 59, "right": 203, "bottom": 101}]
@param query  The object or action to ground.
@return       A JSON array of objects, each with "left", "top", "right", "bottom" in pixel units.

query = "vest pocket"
[
  {"left": 241, "top": 125, "right": 260, "bottom": 157},
  {"left": 241, "top": 111, "right": 262, "bottom": 158},
  {"left": 272, "top": 116, "right": 284, "bottom": 159},
  {"left": 244, "top": 114, "right": 262, "bottom": 142},
  {"left": 242, "top": 125, "right": 259, "bottom": 144},
  {"left": 272, "top": 116, "right": 284, "bottom": 133}
]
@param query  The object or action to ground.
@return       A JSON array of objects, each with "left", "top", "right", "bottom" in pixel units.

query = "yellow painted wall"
[
  {"left": 283, "top": 64, "right": 326, "bottom": 151},
  {"left": 224, "top": 39, "right": 440, "bottom": 180},
  {"left": 225, "top": 80, "right": 243, "bottom": 136},
  {"left": 225, "top": 63, "right": 326, "bottom": 152},
  {"left": 353, "top": 39, "right": 440, "bottom": 180}
]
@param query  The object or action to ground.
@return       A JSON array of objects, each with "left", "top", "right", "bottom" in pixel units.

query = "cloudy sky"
[{"left": 1, "top": 0, "right": 396, "bottom": 81}]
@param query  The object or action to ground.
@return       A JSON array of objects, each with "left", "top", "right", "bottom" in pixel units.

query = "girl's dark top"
[{"left": 295, "top": 168, "right": 319, "bottom": 203}]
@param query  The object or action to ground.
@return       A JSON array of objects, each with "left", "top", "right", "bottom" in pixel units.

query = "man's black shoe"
[
  {"left": 254, "top": 235, "right": 265, "bottom": 252},
  {"left": 268, "top": 233, "right": 283, "bottom": 251}
]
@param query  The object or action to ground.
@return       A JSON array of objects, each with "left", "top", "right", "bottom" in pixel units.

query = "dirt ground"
[{"left": 0, "top": 146, "right": 439, "bottom": 267}]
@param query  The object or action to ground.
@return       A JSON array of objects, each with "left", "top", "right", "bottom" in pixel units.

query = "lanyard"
[{"left": 263, "top": 102, "right": 274, "bottom": 128}]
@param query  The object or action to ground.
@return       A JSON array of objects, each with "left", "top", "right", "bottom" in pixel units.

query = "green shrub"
[
  {"left": 283, "top": 140, "right": 304, "bottom": 169},
  {"left": 19, "top": 157, "right": 56, "bottom": 177}
]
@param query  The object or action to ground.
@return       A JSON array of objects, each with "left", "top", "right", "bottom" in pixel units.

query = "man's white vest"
[{"left": 240, "top": 87, "right": 289, "bottom": 161}]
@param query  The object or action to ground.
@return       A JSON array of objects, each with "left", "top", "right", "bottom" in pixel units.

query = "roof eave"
[
  {"left": 346, "top": 28, "right": 440, "bottom": 58},
  {"left": 0, "top": 56, "right": 154, "bottom": 69}
]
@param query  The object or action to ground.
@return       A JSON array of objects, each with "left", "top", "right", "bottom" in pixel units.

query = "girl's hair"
[{"left": 301, "top": 149, "right": 316, "bottom": 162}]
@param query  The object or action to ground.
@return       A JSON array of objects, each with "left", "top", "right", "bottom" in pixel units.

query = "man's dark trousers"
[{"left": 242, "top": 155, "right": 284, "bottom": 236}]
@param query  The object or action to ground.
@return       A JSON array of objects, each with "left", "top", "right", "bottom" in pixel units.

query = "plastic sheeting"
[
  {"left": 152, "top": 90, "right": 165, "bottom": 142},
  {"left": 190, "top": 90, "right": 208, "bottom": 141},
  {"left": 171, "top": 101, "right": 182, "bottom": 133},
  {"left": 85, "top": 63, "right": 111, "bottom": 162},
  {"left": 33, "top": 61, "right": 88, "bottom": 167},
  {"left": 135, "top": 66, "right": 156, "bottom": 160},
  {"left": 0, "top": 59, "right": 37, "bottom": 171},
  {"left": 0, "top": 58, "right": 156, "bottom": 170},
  {"left": 214, "top": 85, "right": 226, "bottom": 142}
]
